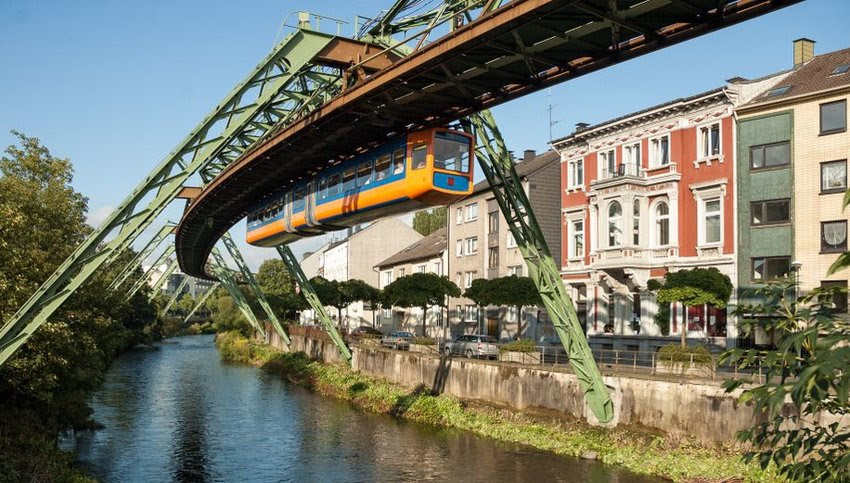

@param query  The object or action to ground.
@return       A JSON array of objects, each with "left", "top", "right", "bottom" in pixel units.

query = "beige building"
[
  {"left": 736, "top": 41, "right": 850, "bottom": 314},
  {"left": 374, "top": 228, "right": 448, "bottom": 337},
  {"left": 446, "top": 150, "right": 561, "bottom": 341}
]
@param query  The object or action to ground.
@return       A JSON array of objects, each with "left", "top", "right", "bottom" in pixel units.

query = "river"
[{"left": 72, "top": 335, "right": 661, "bottom": 482}]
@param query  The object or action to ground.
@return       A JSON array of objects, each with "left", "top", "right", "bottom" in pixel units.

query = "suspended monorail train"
[{"left": 246, "top": 128, "right": 474, "bottom": 247}]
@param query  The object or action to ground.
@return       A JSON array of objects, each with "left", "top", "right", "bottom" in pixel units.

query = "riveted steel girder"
[
  {"left": 183, "top": 282, "right": 220, "bottom": 325},
  {"left": 211, "top": 249, "right": 266, "bottom": 338},
  {"left": 126, "top": 245, "right": 175, "bottom": 301},
  {"left": 147, "top": 259, "right": 179, "bottom": 302},
  {"left": 160, "top": 276, "right": 190, "bottom": 317},
  {"left": 276, "top": 244, "right": 351, "bottom": 364},
  {"left": 109, "top": 223, "right": 175, "bottom": 292},
  {"left": 462, "top": 110, "right": 613, "bottom": 423}
]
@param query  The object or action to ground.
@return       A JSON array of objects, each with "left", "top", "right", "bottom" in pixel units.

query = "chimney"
[
  {"left": 793, "top": 38, "right": 815, "bottom": 67},
  {"left": 574, "top": 122, "right": 590, "bottom": 133},
  {"left": 523, "top": 149, "right": 536, "bottom": 161}
]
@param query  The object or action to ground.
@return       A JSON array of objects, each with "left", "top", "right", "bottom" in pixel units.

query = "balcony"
[
  {"left": 590, "top": 246, "right": 679, "bottom": 268},
  {"left": 590, "top": 162, "right": 679, "bottom": 190}
]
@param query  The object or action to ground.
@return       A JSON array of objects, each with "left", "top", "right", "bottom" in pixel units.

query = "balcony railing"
[
  {"left": 599, "top": 162, "right": 641, "bottom": 180},
  {"left": 591, "top": 246, "right": 679, "bottom": 264}
]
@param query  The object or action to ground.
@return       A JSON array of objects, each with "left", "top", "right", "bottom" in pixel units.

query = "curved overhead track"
[{"left": 177, "top": 0, "right": 800, "bottom": 279}]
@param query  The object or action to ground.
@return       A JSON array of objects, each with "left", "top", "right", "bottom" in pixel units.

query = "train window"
[
  {"left": 434, "top": 131, "right": 471, "bottom": 173},
  {"left": 357, "top": 161, "right": 373, "bottom": 187},
  {"left": 328, "top": 174, "right": 340, "bottom": 196},
  {"left": 412, "top": 143, "right": 427, "bottom": 170},
  {"left": 375, "top": 154, "right": 391, "bottom": 181},
  {"left": 342, "top": 167, "right": 356, "bottom": 191},
  {"left": 318, "top": 177, "right": 327, "bottom": 199},
  {"left": 392, "top": 149, "right": 405, "bottom": 175},
  {"left": 294, "top": 188, "right": 305, "bottom": 211}
]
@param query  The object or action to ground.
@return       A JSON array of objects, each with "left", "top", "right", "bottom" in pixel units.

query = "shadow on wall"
[{"left": 432, "top": 354, "right": 451, "bottom": 395}]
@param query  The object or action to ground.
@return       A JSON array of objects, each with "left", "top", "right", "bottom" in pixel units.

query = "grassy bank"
[{"left": 216, "top": 332, "right": 782, "bottom": 482}]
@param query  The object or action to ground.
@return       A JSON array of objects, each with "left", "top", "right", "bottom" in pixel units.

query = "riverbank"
[{"left": 216, "top": 332, "right": 781, "bottom": 483}]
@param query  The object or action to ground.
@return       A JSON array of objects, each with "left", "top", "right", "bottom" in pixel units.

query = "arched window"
[
  {"left": 654, "top": 201, "right": 670, "bottom": 246},
  {"left": 608, "top": 201, "right": 622, "bottom": 247}
]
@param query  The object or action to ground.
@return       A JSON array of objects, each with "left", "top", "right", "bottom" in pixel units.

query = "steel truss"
[
  {"left": 276, "top": 245, "right": 351, "bottom": 364},
  {"left": 183, "top": 282, "right": 220, "bottom": 325},
  {"left": 0, "top": 28, "right": 344, "bottom": 365},
  {"left": 126, "top": 245, "right": 175, "bottom": 301},
  {"left": 159, "top": 276, "right": 190, "bottom": 317},
  {"left": 211, "top": 249, "right": 266, "bottom": 338}
]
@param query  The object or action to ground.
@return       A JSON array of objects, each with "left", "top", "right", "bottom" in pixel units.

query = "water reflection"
[{"left": 74, "top": 335, "right": 660, "bottom": 483}]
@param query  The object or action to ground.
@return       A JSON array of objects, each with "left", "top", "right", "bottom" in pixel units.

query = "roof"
[
  {"left": 470, "top": 149, "right": 560, "bottom": 195},
  {"left": 550, "top": 86, "right": 726, "bottom": 146},
  {"left": 744, "top": 47, "right": 850, "bottom": 107},
  {"left": 375, "top": 227, "right": 446, "bottom": 269}
]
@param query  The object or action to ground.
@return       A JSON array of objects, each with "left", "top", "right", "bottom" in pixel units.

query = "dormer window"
[
  {"left": 764, "top": 85, "right": 791, "bottom": 98},
  {"left": 831, "top": 64, "right": 850, "bottom": 76}
]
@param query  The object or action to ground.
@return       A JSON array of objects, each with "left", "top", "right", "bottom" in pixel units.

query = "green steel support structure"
[
  {"left": 211, "top": 249, "right": 266, "bottom": 338},
  {"left": 108, "top": 223, "right": 175, "bottom": 292},
  {"left": 0, "top": 28, "right": 343, "bottom": 366},
  {"left": 160, "top": 276, "right": 190, "bottom": 317},
  {"left": 276, "top": 244, "right": 351, "bottom": 364},
  {"left": 126, "top": 245, "right": 175, "bottom": 300},
  {"left": 462, "top": 111, "right": 613, "bottom": 423},
  {"left": 147, "top": 259, "right": 179, "bottom": 302},
  {"left": 183, "top": 282, "right": 221, "bottom": 325}
]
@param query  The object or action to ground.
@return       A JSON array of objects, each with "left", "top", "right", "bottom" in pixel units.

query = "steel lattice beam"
[
  {"left": 211, "top": 249, "right": 266, "bottom": 338},
  {"left": 109, "top": 223, "right": 175, "bottom": 292},
  {"left": 147, "top": 259, "right": 179, "bottom": 302},
  {"left": 126, "top": 245, "right": 175, "bottom": 301},
  {"left": 183, "top": 282, "right": 220, "bottom": 325},
  {"left": 160, "top": 276, "right": 190, "bottom": 317}
]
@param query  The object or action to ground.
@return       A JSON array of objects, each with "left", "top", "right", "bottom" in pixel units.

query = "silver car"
[
  {"left": 381, "top": 331, "right": 413, "bottom": 350},
  {"left": 443, "top": 334, "right": 499, "bottom": 359}
]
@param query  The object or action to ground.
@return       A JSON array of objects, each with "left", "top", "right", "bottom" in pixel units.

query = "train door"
[
  {"left": 282, "top": 191, "right": 292, "bottom": 232},
  {"left": 305, "top": 180, "right": 317, "bottom": 227}
]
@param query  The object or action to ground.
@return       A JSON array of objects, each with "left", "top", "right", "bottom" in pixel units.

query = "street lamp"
[{"left": 790, "top": 260, "right": 803, "bottom": 301}]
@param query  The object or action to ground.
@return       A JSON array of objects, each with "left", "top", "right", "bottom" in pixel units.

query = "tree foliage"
[
  {"left": 256, "top": 259, "right": 301, "bottom": 320},
  {"left": 648, "top": 268, "right": 732, "bottom": 344},
  {"left": 412, "top": 207, "right": 447, "bottom": 236},
  {"left": 381, "top": 273, "right": 460, "bottom": 336},
  {"left": 464, "top": 275, "right": 540, "bottom": 335},
  {"left": 721, "top": 283, "right": 849, "bottom": 482}
]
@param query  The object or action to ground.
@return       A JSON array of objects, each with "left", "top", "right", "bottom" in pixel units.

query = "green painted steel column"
[
  {"left": 159, "top": 276, "right": 190, "bottom": 317},
  {"left": 463, "top": 111, "right": 614, "bottom": 423},
  {"left": 276, "top": 244, "right": 351, "bottom": 364},
  {"left": 126, "top": 245, "right": 175, "bottom": 300},
  {"left": 109, "top": 223, "right": 175, "bottom": 292},
  {"left": 147, "top": 259, "right": 179, "bottom": 302},
  {"left": 182, "top": 282, "right": 220, "bottom": 326},
  {"left": 210, "top": 250, "right": 266, "bottom": 338}
]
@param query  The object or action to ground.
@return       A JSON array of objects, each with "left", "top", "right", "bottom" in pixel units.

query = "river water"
[{"left": 73, "top": 335, "right": 660, "bottom": 482}]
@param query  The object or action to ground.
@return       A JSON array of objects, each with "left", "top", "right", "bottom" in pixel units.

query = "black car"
[{"left": 349, "top": 325, "right": 382, "bottom": 339}]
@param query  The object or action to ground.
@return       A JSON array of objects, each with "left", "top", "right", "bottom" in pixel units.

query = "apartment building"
[
  {"left": 374, "top": 227, "right": 448, "bottom": 336},
  {"left": 736, "top": 40, "right": 850, "bottom": 338},
  {"left": 446, "top": 150, "right": 561, "bottom": 340},
  {"left": 552, "top": 69, "right": 786, "bottom": 351}
]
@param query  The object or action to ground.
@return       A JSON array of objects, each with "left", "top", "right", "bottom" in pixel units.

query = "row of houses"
[{"left": 300, "top": 39, "right": 850, "bottom": 352}]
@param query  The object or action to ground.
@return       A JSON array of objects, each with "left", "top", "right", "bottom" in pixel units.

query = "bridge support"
[
  {"left": 210, "top": 249, "right": 266, "bottom": 338},
  {"left": 108, "top": 223, "right": 175, "bottom": 292},
  {"left": 276, "top": 244, "right": 351, "bottom": 365},
  {"left": 147, "top": 259, "right": 179, "bottom": 302},
  {"left": 159, "top": 276, "right": 190, "bottom": 317},
  {"left": 125, "top": 245, "right": 175, "bottom": 301},
  {"left": 182, "top": 282, "right": 220, "bottom": 326},
  {"left": 462, "top": 110, "right": 614, "bottom": 424}
]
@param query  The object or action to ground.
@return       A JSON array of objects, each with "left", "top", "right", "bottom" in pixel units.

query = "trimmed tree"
[
  {"left": 342, "top": 279, "right": 381, "bottom": 327},
  {"left": 649, "top": 268, "right": 732, "bottom": 347},
  {"left": 381, "top": 273, "right": 460, "bottom": 336},
  {"left": 464, "top": 275, "right": 541, "bottom": 338},
  {"left": 412, "top": 207, "right": 447, "bottom": 236},
  {"left": 463, "top": 278, "right": 494, "bottom": 332}
]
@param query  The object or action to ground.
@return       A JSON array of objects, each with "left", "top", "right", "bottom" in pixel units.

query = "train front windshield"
[{"left": 433, "top": 132, "right": 471, "bottom": 174}]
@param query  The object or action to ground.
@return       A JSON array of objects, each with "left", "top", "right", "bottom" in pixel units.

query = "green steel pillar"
[
  {"left": 109, "top": 223, "right": 175, "bottom": 292},
  {"left": 210, "top": 249, "right": 266, "bottom": 338},
  {"left": 276, "top": 244, "right": 351, "bottom": 364},
  {"left": 159, "top": 276, "right": 190, "bottom": 317},
  {"left": 126, "top": 245, "right": 175, "bottom": 300},
  {"left": 462, "top": 111, "right": 614, "bottom": 423},
  {"left": 183, "top": 282, "right": 220, "bottom": 326},
  {"left": 147, "top": 259, "right": 179, "bottom": 302}
]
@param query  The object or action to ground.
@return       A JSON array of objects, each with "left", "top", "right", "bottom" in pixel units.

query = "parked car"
[
  {"left": 381, "top": 331, "right": 413, "bottom": 350},
  {"left": 443, "top": 334, "right": 499, "bottom": 359},
  {"left": 349, "top": 325, "right": 382, "bottom": 339}
]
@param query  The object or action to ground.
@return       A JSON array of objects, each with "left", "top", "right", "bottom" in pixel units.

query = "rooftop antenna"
[{"left": 547, "top": 88, "right": 560, "bottom": 141}]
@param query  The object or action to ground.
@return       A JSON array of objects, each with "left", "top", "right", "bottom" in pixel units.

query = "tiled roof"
[
  {"left": 745, "top": 47, "right": 850, "bottom": 107},
  {"left": 470, "top": 149, "right": 560, "bottom": 194},
  {"left": 374, "top": 227, "right": 446, "bottom": 269}
]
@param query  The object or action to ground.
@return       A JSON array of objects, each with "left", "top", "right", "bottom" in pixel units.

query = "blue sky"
[{"left": 1, "top": 0, "right": 848, "bottom": 269}]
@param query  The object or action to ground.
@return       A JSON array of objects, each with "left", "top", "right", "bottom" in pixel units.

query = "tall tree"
[
  {"left": 412, "top": 207, "right": 447, "bottom": 236},
  {"left": 256, "top": 258, "right": 297, "bottom": 320},
  {"left": 648, "top": 268, "right": 732, "bottom": 347},
  {"left": 381, "top": 273, "right": 460, "bottom": 336},
  {"left": 342, "top": 279, "right": 380, "bottom": 327}
]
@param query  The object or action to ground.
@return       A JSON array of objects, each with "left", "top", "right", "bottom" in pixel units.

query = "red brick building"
[{"left": 552, "top": 88, "right": 740, "bottom": 351}]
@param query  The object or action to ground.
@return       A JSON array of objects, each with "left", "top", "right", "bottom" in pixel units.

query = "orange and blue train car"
[{"left": 246, "top": 128, "right": 474, "bottom": 247}]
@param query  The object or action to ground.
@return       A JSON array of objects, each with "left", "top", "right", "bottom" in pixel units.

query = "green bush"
[
  {"left": 657, "top": 344, "right": 714, "bottom": 372},
  {"left": 411, "top": 337, "right": 436, "bottom": 345},
  {"left": 499, "top": 338, "right": 536, "bottom": 353}
]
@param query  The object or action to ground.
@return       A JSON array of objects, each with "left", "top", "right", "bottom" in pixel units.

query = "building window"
[
  {"left": 397, "top": 268, "right": 405, "bottom": 278},
  {"left": 456, "top": 304, "right": 463, "bottom": 320},
  {"left": 434, "top": 260, "right": 443, "bottom": 276},
  {"left": 464, "top": 305, "right": 479, "bottom": 322},
  {"left": 464, "top": 271, "right": 476, "bottom": 288},
  {"left": 456, "top": 207, "right": 463, "bottom": 224},
  {"left": 821, "top": 220, "right": 848, "bottom": 253},
  {"left": 624, "top": 142, "right": 640, "bottom": 170},
  {"left": 509, "top": 265, "right": 522, "bottom": 276},
  {"left": 751, "top": 199, "right": 790, "bottom": 226},
  {"left": 488, "top": 247, "right": 499, "bottom": 269},
  {"left": 821, "top": 159, "right": 847, "bottom": 193},
  {"left": 698, "top": 122, "right": 721, "bottom": 158},
  {"left": 820, "top": 100, "right": 847, "bottom": 135},
  {"left": 383, "top": 308, "right": 392, "bottom": 318},
  {"left": 382, "top": 271, "right": 393, "bottom": 287},
  {"left": 654, "top": 201, "right": 669, "bottom": 246},
  {"left": 507, "top": 231, "right": 517, "bottom": 248},
  {"left": 750, "top": 141, "right": 791, "bottom": 170},
  {"left": 488, "top": 211, "right": 499, "bottom": 233},
  {"left": 569, "top": 158, "right": 584, "bottom": 188},
  {"left": 649, "top": 135, "right": 670, "bottom": 167},
  {"left": 599, "top": 149, "right": 616, "bottom": 178},
  {"left": 702, "top": 198, "right": 722, "bottom": 244},
  {"left": 417, "top": 264, "right": 426, "bottom": 274},
  {"left": 455, "top": 272, "right": 462, "bottom": 287},
  {"left": 752, "top": 256, "right": 791, "bottom": 281},
  {"left": 465, "top": 236, "right": 478, "bottom": 255},
  {"left": 632, "top": 201, "right": 640, "bottom": 245},
  {"left": 570, "top": 219, "right": 584, "bottom": 259},
  {"left": 820, "top": 280, "right": 848, "bottom": 313},
  {"left": 455, "top": 239, "right": 463, "bottom": 257},
  {"left": 607, "top": 201, "right": 623, "bottom": 247},
  {"left": 465, "top": 203, "right": 478, "bottom": 222}
]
